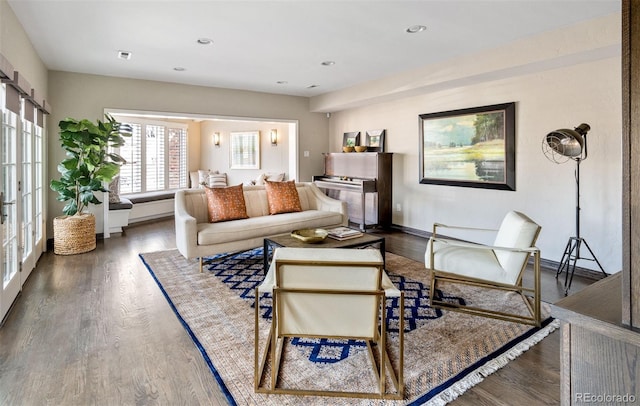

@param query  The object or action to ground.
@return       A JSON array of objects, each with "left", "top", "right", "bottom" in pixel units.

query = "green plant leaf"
[{"left": 52, "top": 114, "right": 130, "bottom": 215}]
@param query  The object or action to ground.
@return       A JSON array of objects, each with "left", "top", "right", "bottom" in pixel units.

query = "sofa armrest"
[
  {"left": 305, "top": 183, "right": 348, "bottom": 226},
  {"left": 174, "top": 190, "right": 199, "bottom": 259}
]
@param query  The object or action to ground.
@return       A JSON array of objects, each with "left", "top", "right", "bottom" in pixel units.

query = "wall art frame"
[
  {"left": 342, "top": 131, "right": 360, "bottom": 147},
  {"left": 418, "top": 102, "right": 516, "bottom": 190},
  {"left": 230, "top": 130, "right": 261, "bottom": 169},
  {"left": 366, "top": 129, "right": 386, "bottom": 152}
]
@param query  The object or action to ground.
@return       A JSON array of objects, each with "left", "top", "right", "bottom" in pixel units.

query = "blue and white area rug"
[{"left": 139, "top": 248, "right": 558, "bottom": 405}]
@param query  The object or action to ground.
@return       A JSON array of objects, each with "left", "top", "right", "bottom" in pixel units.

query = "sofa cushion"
[
  {"left": 109, "top": 196, "right": 133, "bottom": 211},
  {"left": 265, "top": 180, "right": 301, "bottom": 215},
  {"left": 204, "top": 184, "right": 249, "bottom": 223},
  {"left": 197, "top": 210, "right": 344, "bottom": 246}
]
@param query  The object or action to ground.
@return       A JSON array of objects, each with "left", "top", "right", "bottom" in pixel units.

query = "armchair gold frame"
[
  {"left": 254, "top": 251, "right": 404, "bottom": 399},
  {"left": 428, "top": 215, "right": 542, "bottom": 327}
]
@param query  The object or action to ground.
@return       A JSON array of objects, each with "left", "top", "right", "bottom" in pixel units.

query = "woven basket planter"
[{"left": 53, "top": 213, "right": 96, "bottom": 255}]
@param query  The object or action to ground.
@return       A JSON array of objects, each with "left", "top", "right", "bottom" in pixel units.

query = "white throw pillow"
[{"left": 208, "top": 172, "right": 227, "bottom": 188}]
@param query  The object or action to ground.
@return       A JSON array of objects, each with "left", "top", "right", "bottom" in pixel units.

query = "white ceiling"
[{"left": 8, "top": 0, "right": 620, "bottom": 98}]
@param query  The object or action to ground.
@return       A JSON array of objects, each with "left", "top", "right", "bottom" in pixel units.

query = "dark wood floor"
[{"left": 0, "top": 218, "right": 596, "bottom": 405}]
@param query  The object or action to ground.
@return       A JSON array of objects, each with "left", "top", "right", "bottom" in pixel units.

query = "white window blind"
[{"left": 116, "top": 118, "right": 188, "bottom": 194}]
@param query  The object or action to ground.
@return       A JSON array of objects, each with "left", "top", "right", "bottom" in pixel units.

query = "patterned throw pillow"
[
  {"left": 108, "top": 175, "right": 121, "bottom": 203},
  {"left": 197, "top": 169, "right": 211, "bottom": 188},
  {"left": 264, "top": 180, "right": 302, "bottom": 215},
  {"left": 204, "top": 184, "right": 249, "bottom": 223},
  {"left": 208, "top": 172, "right": 227, "bottom": 188}
]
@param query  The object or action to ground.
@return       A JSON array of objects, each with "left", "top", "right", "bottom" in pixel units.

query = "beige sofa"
[{"left": 174, "top": 182, "right": 348, "bottom": 271}]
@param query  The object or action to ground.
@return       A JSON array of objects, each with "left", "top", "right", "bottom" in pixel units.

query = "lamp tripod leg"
[
  {"left": 560, "top": 237, "right": 608, "bottom": 296},
  {"left": 555, "top": 238, "right": 575, "bottom": 278},
  {"left": 564, "top": 238, "right": 581, "bottom": 296},
  {"left": 581, "top": 239, "right": 608, "bottom": 278}
]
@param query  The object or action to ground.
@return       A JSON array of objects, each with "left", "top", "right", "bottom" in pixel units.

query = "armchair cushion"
[
  {"left": 426, "top": 211, "right": 541, "bottom": 286},
  {"left": 493, "top": 211, "right": 541, "bottom": 280},
  {"left": 259, "top": 247, "right": 396, "bottom": 338},
  {"left": 426, "top": 238, "right": 511, "bottom": 284}
]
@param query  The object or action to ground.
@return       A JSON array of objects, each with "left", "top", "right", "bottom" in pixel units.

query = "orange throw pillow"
[
  {"left": 264, "top": 180, "right": 302, "bottom": 215},
  {"left": 204, "top": 184, "right": 249, "bottom": 223}
]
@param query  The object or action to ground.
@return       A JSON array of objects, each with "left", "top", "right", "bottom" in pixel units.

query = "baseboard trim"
[{"left": 391, "top": 224, "right": 430, "bottom": 238}]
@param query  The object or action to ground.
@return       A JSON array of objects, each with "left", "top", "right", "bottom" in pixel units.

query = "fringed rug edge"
[{"left": 414, "top": 318, "right": 560, "bottom": 406}]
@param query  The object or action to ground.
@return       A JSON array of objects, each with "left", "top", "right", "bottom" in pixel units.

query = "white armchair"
[
  {"left": 425, "top": 211, "right": 542, "bottom": 326},
  {"left": 255, "top": 247, "right": 404, "bottom": 399}
]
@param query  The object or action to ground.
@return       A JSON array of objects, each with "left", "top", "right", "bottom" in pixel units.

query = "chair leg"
[{"left": 429, "top": 270, "right": 439, "bottom": 307}]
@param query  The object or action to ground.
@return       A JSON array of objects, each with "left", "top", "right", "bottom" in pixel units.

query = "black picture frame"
[
  {"left": 342, "top": 131, "right": 360, "bottom": 147},
  {"left": 419, "top": 102, "right": 516, "bottom": 190},
  {"left": 366, "top": 129, "right": 386, "bottom": 152}
]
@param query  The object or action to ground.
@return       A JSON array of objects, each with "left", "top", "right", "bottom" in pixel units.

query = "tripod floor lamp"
[{"left": 542, "top": 123, "right": 608, "bottom": 295}]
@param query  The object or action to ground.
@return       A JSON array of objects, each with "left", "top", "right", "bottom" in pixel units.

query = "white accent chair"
[
  {"left": 255, "top": 247, "right": 404, "bottom": 399},
  {"left": 425, "top": 211, "right": 542, "bottom": 326}
]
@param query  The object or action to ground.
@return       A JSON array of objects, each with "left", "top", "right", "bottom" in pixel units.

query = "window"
[{"left": 115, "top": 118, "right": 188, "bottom": 194}]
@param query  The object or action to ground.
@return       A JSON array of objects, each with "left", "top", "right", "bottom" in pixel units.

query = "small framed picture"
[
  {"left": 366, "top": 129, "right": 386, "bottom": 152},
  {"left": 230, "top": 130, "right": 261, "bottom": 169},
  {"left": 342, "top": 131, "right": 361, "bottom": 147}
]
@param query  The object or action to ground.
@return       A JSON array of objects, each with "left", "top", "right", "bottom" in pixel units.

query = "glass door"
[
  {"left": 21, "top": 112, "right": 35, "bottom": 278},
  {"left": 0, "top": 85, "right": 20, "bottom": 323}
]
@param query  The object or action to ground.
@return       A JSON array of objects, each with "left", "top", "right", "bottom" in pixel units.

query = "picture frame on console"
[
  {"left": 342, "top": 131, "right": 360, "bottom": 148},
  {"left": 366, "top": 129, "right": 386, "bottom": 152},
  {"left": 418, "top": 102, "right": 516, "bottom": 191}
]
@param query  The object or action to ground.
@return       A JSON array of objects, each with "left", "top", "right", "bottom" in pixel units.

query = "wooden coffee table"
[{"left": 263, "top": 231, "right": 385, "bottom": 273}]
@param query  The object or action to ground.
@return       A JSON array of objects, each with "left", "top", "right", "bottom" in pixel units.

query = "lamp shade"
[{"left": 544, "top": 123, "right": 590, "bottom": 159}]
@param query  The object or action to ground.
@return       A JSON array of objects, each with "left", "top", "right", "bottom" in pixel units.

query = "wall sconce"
[
  {"left": 270, "top": 129, "right": 278, "bottom": 146},
  {"left": 213, "top": 132, "right": 221, "bottom": 147}
]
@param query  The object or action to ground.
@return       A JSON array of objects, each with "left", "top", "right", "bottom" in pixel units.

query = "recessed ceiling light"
[
  {"left": 406, "top": 25, "right": 427, "bottom": 34},
  {"left": 117, "top": 50, "right": 132, "bottom": 60},
  {"left": 197, "top": 38, "right": 213, "bottom": 45},
  {"left": 307, "top": 84, "right": 319, "bottom": 89},
  {"left": 276, "top": 81, "right": 288, "bottom": 85},
  {"left": 173, "top": 67, "right": 186, "bottom": 71},
  {"left": 321, "top": 61, "right": 335, "bottom": 66}
]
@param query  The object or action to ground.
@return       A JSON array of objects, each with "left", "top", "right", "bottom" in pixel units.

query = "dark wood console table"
[{"left": 551, "top": 273, "right": 640, "bottom": 405}]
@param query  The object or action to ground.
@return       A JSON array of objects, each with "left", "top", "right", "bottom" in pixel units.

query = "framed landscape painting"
[{"left": 419, "top": 102, "right": 516, "bottom": 190}]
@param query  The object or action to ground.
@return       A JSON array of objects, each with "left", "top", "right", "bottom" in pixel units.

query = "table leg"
[{"left": 263, "top": 240, "right": 270, "bottom": 274}]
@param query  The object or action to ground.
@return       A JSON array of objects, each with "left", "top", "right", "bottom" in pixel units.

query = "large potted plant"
[{"left": 50, "top": 114, "right": 131, "bottom": 255}]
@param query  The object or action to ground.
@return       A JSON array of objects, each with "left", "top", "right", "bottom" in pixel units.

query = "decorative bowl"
[
  {"left": 291, "top": 228, "right": 328, "bottom": 243},
  {"left": 342, "top": 146, "right": 355, "bottom": 153},
  {"left": 354, "top": 146, "right": 368, "bottom": 152}
]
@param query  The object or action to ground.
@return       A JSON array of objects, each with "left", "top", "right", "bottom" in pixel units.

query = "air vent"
[{"left": 117, "top": 50, "right": 132, "bottom": 60}]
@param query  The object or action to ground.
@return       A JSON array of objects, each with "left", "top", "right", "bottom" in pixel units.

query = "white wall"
[
  {"left": 0, "top": 0, "right": 47, "bottom": 98},
  {"left": 199, "top": 119, "right": 290, "bottom": 185},
  {"left": 318, "top": 15, "right": 622, "bottom": 273}
]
